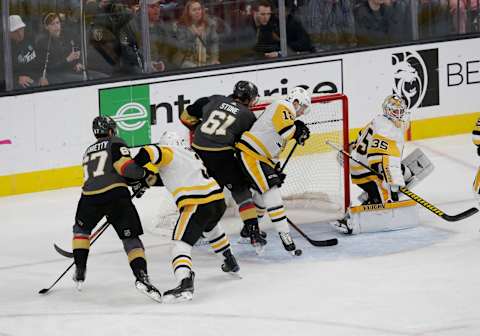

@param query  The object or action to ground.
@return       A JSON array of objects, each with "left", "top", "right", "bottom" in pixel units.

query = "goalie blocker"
[{"left": 332, "top": 200, "right": 419, "bottom": 235}]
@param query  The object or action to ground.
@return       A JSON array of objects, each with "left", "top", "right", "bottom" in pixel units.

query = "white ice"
[{"left": 1, "top": 134, "right": 479, "bottom": 336}]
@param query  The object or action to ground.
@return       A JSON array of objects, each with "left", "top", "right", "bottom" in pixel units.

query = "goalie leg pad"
[{"left": 347, "top": 200, "right": 419, "bottom": 234}]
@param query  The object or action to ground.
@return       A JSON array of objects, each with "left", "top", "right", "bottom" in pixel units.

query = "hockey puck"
[{"left": 294, "top": 249, "right": 302, "bottom": 256}]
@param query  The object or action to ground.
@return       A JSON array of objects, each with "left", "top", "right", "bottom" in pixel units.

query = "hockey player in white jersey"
[
  {"left": 332, "top": 94, "right": 433, "bottom": 234},
  {"left": 236, "top": 87, "right": 311, "bottom": 255},
  {"left": 133, "top": 132, "right": 240, "bottom": 303}
]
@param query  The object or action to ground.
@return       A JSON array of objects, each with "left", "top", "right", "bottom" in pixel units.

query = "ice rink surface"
[{"left": 1, "top": 134, "right": 479, "bottom": 336}]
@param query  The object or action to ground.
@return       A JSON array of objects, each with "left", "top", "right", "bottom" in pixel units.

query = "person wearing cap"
[{"left": 9, "top": 15, "right": 47, "bottom": 88}]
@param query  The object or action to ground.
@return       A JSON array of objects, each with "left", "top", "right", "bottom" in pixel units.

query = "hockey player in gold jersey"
[
  {"left": 472, "top": 117, "right": 480, "bottom": 199},
  {"left": 133, "top": 132, "right": 239, "bottom": 303},
  {"left": 349, "top": 94, "right": 410, "bottom": 205},
  {"left": 236, "top": 87, "right": 311, "bottom": 255},
  {"left": 332, "top": 94, "right": 430, "bottom": 234}
]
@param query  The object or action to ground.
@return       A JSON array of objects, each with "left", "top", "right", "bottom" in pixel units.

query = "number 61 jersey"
[
  {"left": 191, "top": 95, "right": 257, "bottom": 151},
  {"left": 351, "top": 114, "right": 406, "bottom": 187}
]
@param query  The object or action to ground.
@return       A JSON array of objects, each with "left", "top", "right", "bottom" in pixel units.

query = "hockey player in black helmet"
[
  {"left": 179, "top": 80, "right": 267, "bottom": 253},
  {"left": 72, "top": 115, "right": 161, "bottom": 302}
]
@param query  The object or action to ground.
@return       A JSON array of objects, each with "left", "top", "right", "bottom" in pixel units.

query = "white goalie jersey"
[
  {"left": 351, "top": 114, "right": 406, "bottom": 188},
  {"left": 237, "top": 99, "right": 297, "bottom": 161},
  {"left": 141, "top": 144, "right": 224, "bottom": 209}
]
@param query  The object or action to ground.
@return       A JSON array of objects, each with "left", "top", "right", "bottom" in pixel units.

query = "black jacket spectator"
[
  {"left": 9, "top": 15, "right": 45, "bottom": 89},
  {"left": 88, "top": 1, "right": 144, "bottom": 76},
  {"left": 354, "top": 0, "right": 393, "bottom": 46}
]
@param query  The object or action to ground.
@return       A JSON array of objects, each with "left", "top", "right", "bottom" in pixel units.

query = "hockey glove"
[
  {"left": 132, "top": 169, "right": 158, "bottom": 198},
  {"left": 293, "top": 120, "right": 310, "bottom": 145}
]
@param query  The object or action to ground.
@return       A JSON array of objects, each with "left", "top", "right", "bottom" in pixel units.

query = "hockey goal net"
[
  {"left": 146, "top": 93, "right": 350, "bottom": 235},
  {"left": 253, "top": 93, "right": 350, "bottom": 215}
]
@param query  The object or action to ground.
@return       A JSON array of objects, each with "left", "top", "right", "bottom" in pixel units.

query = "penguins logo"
[{"left": 392, "top": 51, "right": 428, "bottom": 110}]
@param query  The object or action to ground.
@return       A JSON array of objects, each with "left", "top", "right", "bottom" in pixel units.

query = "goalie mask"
[
  {"left": 92, "top": 116, "right": 117, "bottom": 138},
  {"left": 382, "top": 94, "right": 410, "bottom": 130},
  {"left": 287, "top": 87, "right": 311, "bottom": 116},
  {"left": 158, "top": 131, "right": 186, "bottom": 147}
]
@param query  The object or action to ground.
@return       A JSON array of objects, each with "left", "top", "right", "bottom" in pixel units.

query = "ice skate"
[
  {"left": 221, "top": 249, "right": 241, "bottom": 278},
  {"left": 279, "top": 232, "right": 302, "bottom": 256},
  {"left": 72, "top": 266, "right": 86, "bottom": 291},
  {"left": 238, "top": 225, "right": 267, "bottom": 244},
  {"left": 135, "top": 270, "right": 162, "bottom": 303},
  {"left": 163, "top": 271, "right": 195, "bottom": 304}
]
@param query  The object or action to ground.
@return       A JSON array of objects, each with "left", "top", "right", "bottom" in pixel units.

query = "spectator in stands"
[
  {"left": 450, "top": 0, "right": 479, "bottom": 33},
  {"left": 172, "top": 0, "right": 220, "bottom": 68},
  {"left": 295, "top": 0, "right": 356, "bottom": 51},
  {"left": 147, "top": 0, "right": 177, "bottom": 71},
  {"left": 285, "top": 2, "right": 316, "bottom": 54},
  {"left": 417, "top": 0, "right": 453, "bottom": 38},
  {"left": 36, "top": 12, "right": 85, "bottom": 85},
  {"left": 354, "top": 0, "right": 394, "bottom": 46},
  {"left": 250, "top": 0, "right": 281, "bottom": 58},
  {"left": 9, "top": 14, "right": 47, "bottom": 89},
  {"left": 87, "top": 0, "right": 144, "bottom": 76}
]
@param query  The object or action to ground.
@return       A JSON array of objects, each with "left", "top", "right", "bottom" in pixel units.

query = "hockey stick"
[
  {"left": 53, "top": 188, "right": 141, "bottom": 258},
  {"left": 39, "top": 221, "right": 109, "bottom": 294},
  {"left": 40, "top": 190, "right": 140, "bottom": 294},
  {"left": 287, "top": 218, "right": 338, "bottom": 246},
  {"left": 280, "top": 142, "right": 298, "bottom": 172},
  {"left": 281, "top": 141, "right": 338, "bottom": 247},
  {"left": 53, "top": 220, "right": 109, "bottom": 258},
  {"left": 326, "top": 140, "right": 478, "bottom": 222}
]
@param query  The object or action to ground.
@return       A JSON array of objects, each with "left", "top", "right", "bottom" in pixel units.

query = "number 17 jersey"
[{"left": 192, "top": 95, "right": 257, "bottom": 151}]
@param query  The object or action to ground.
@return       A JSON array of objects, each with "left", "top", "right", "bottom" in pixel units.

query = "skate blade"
[
  {"left": 162, "top": 291, "right": 193, "bottom": 304},
  {"left": 237, "top": 237, "right": 250, "bottom": 244},
  {"left": 225, "top": 272, "right": 242, "bottom": 280},
  {"left": 254, "top": 243, "right": 265, "bottom": 256},
  {"left": 135, "top": 284, "right": 162, "bottom": 303},
  {"left": 74, "top": 281, "right": 84, "bottom": 291}
]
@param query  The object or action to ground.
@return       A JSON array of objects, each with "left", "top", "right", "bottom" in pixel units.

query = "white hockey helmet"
[
  {"left": 287, "top": 87, "right": 311, "bottom": 115},
  {"left": 158, "top": 131, "right": 186, "bottom": 146},
  {"left": 382, "top": 94, "right": 410, "bottom": 129}
]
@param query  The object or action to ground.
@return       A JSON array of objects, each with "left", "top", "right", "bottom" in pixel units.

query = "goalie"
[{"left": 332, "top": 94, "right": 434, "bottom": 234}]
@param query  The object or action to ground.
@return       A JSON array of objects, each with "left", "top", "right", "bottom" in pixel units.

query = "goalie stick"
[{"left": 326, "top": 140, "right": 478, "bottom": 222}]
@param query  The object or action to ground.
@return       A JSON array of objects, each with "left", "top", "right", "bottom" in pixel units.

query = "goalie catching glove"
[
  {"left": 293, "top": 120, "right": 310, "bottom": 145},
  {"left": 132, "top": 169, "right": 162, "bottom": 198}
]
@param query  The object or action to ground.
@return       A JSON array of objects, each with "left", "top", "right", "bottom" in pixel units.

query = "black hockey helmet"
[
  {"left": 232, "top": 80, "right": 259, "bottom": 104},
  {"left": 92, "top": 116, "right": 117, "bottom": 138}
]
